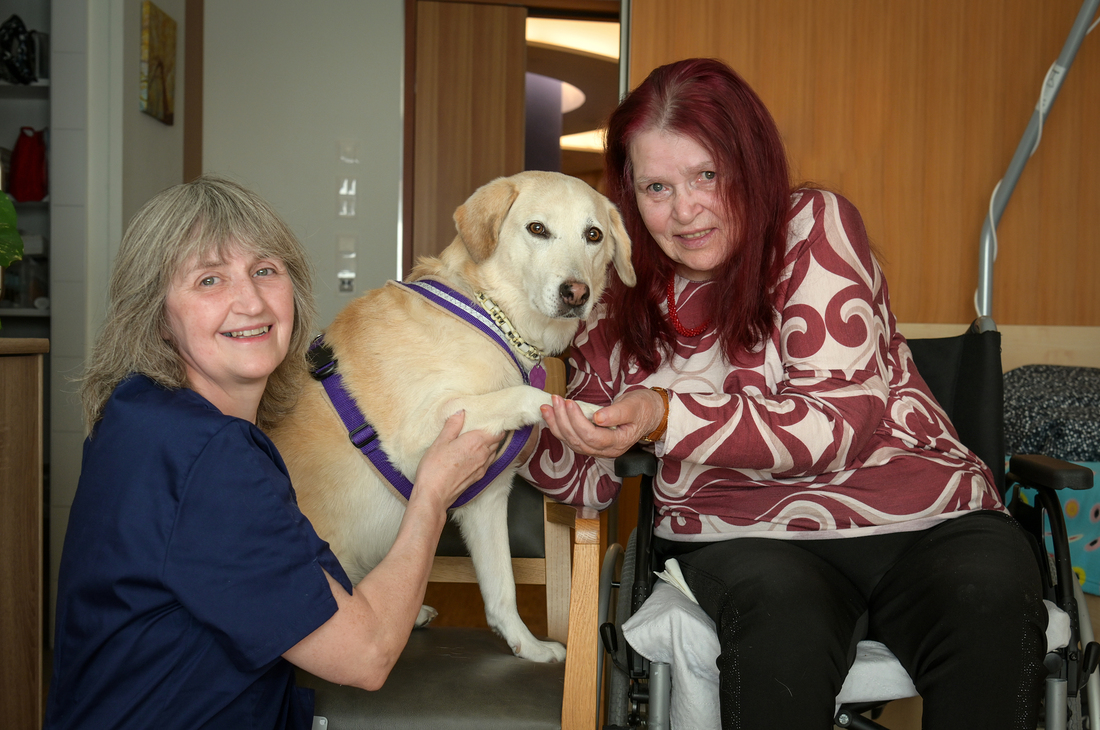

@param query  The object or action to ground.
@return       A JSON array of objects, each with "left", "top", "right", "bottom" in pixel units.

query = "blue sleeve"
[{"left": 162, "top": 420, "right": 353, "bottom": 671}]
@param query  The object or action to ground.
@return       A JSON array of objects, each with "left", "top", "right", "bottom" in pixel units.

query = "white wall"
[
  {"left": 121, "top": 0, "right": 186, "bottom": 227},
  {"left": 48, "top": 0, "right": 186, "bottom": 637},
  {"left": 203, "top": 0, "right": 405, "bottom": 330},
  {"left": 48, "top": 0, "right": 91, "bottom": 643}
]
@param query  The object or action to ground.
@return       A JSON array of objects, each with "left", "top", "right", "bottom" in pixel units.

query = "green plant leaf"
[
  {"left": 0, "top": 193, "right": 26, "bottom": 329},
  {"left": 0, "top": 192, "right": 25, "bottom": 268}
]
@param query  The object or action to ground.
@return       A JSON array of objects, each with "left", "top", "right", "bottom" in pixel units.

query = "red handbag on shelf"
[{"left": 10, "top": 126, "right": 47, "bottom": 202}]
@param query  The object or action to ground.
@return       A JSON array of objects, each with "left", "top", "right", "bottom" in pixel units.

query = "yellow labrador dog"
[{"left": 272, "top": 171, "right": 634, "bottom": 662}]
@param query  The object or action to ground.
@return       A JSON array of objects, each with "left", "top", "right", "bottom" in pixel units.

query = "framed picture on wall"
[{"left": 140, "top": 0, "right": 176, "bottom": 125}]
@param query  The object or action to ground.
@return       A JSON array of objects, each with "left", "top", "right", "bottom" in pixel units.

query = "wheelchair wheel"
[{"left": 606, "top": 528, "right": 638, "bottom": 728}]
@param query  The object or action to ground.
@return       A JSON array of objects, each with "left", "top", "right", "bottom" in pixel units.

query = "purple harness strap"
[
  {"left": 394, "top": 279, "right": 546, "bottom": 390},
  {"left": 309, "top": 280, "right": 544, "bottom": 509}
]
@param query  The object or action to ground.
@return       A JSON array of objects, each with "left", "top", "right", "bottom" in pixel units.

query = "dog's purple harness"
[{"left": 308, "top": 279, "right": 546, "bottom": 509}]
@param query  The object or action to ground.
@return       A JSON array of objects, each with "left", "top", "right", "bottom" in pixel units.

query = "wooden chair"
[{"left": 297, "top": 357, "right": 602, "bottom": 729}]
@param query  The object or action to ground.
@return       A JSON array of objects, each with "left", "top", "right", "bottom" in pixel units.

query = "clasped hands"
[{"left": 539, "top": 388, "right": 666, "bottom": 459}]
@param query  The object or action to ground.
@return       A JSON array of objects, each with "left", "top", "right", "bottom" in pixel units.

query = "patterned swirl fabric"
[{"left": 521, "top": 190, "right": 1005, "bottom": 542}]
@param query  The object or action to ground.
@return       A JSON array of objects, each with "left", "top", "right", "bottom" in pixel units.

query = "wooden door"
[{"left": 407, "top": 1, "right": 528, "bottom": 271}]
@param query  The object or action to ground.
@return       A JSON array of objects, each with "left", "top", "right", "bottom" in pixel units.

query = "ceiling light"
[
  {"left": 561, "top": 129, "right": 606, "bottom": 153},
  {"left": 526, "top": 18, "right": 619, "bottom": 61},
  {"left": 561, "top": 81, "right": 585, "bottom": 113}
]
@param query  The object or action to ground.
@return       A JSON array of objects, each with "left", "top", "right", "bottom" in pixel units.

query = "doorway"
[{"left": 402, "top": 0, "right": 623, "bottom": 273}]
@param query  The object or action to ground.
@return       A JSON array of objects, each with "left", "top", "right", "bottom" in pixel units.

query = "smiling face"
[
  {"left": 630, "top": 128, "right": 735, "bottom": 281},
  {"left": 163, "top": 242, "right": 295, "bottom": 420}
]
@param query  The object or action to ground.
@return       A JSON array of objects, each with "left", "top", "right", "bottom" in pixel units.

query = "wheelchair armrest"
[
  {"left": 1008, "top": 454, "right": 1095, "bottom": 491},
  {"left": 615, "top": 448, "right": 658, "bottom": 478}
]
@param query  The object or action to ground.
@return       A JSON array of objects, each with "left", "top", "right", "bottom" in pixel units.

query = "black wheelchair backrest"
[{"left": 905, "top": 327, "right": 1006, "bottom": 497}]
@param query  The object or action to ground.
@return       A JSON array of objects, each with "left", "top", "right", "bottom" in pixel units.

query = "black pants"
[{"left": 656, "top": 511, "right": 1048, "bottom": 730}]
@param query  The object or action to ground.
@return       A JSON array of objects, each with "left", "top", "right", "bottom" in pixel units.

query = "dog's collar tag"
[{"left": 529, "top": 364, "right": 546, "bottom": 390}]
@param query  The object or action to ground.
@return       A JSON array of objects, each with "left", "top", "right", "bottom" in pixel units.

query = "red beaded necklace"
[{"left": 665, "top": 273, "right": 710, "bottom": 337}]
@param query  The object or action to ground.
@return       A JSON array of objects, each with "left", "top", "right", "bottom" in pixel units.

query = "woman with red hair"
[{"left": 522, "top": 58, "right": 1045, "bottom": 728}]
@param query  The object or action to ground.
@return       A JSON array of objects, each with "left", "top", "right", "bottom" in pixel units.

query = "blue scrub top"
[{"left": 45, "top": 375, "right": 354, "bottom": 730}]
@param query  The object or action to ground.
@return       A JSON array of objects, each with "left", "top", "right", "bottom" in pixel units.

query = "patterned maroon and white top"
[{"left": 520, "top": 190, "right": 1005, "bottom": 542}]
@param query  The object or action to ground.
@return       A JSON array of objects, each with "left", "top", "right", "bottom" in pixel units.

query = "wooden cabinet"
[{"left": 1, "top": 338, "right": 48, "bottom": 729}]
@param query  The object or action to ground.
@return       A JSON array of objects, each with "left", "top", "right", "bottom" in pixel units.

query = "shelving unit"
[
  {"left": 0, "top": 10, "right": 51, "bottom": 728},
  {"left": 0, "top": 80, "right": 49, "bottom": 98},
  {"left": 1, "top": 77, "right": 51, "bottom": 340},
  {"left": 2, "top": 308, "right": 49, "bottom": 317}
]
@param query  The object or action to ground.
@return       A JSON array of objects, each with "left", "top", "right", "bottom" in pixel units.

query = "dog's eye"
[
  {"left": 586, "top": 227, "right": 603, "bottom": 243},
  {"left": 527, "top": 221, "right": 548, "bottom": 237}
]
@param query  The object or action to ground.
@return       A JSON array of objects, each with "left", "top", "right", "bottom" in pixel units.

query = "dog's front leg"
[
  {"left": 447, "top": 385, "right": 599, "bottom": 435},
  {"left": 451, "top": 478, "right": 566, "bottom": 663}
]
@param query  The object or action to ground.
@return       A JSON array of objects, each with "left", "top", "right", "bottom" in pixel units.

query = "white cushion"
[
  {"left": 835, "top": 641, "right": 916, "bottom": 705},
  {"left": 622, "top": 580, "right": 720, "bottom": 730}
]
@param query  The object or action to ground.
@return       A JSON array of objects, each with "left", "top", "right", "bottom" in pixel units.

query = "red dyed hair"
[{"left": 603, "top": 58, "right": 792, "bottom": 371}]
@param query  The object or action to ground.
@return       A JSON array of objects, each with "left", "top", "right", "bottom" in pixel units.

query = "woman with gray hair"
[{"left": 45, "top": 176, "right": 502, "bottom": 730}]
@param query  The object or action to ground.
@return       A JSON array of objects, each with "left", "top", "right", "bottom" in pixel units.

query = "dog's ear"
[
  {"left": 453, "top": 176, "right": 521, "bottom": 263},
  {"left": 606, "top": 205, "right": 636, "bottom": 287}
]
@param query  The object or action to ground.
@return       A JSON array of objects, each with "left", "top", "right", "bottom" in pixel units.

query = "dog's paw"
[
  {"left": 513, "top": 637, "right": 567, "bottom": 663},
  {"left": 415, "top": 604, "right": 439, "bottom": 628},
  {"left": 574, "top": 400, "right": 602, "bottom": 422}
]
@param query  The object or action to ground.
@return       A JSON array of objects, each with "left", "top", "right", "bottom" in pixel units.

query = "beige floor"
[
  {"left": 851, "top": 594, "right": 1100, "bottom": 730},
  {"left": 39, "top": 596, "right": 1100, "bottom": 728}
]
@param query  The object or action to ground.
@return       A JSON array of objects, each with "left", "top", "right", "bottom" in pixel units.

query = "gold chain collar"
[{"left": 474, "top": 292, "right": 544, "bottom": 362}]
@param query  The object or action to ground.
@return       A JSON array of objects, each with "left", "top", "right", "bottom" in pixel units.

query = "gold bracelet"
[{"left": 639, "top": 387, "right": 669, "bottom": 444}]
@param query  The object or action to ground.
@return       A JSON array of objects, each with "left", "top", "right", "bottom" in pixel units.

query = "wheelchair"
[{"left": 598, "top": 323, "right": 1099, "bottom": 730}]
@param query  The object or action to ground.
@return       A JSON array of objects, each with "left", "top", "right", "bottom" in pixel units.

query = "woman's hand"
[
  {"left": 412, "top": 411, "right": 503, "bottom": 512},
  {"left": 539, "top": 388, "right": 666, "bottom": 459}
]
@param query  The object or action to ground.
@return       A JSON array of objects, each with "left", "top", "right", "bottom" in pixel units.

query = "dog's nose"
[{"left": 559, "top": 281, "right": 590, "bottom": 307}]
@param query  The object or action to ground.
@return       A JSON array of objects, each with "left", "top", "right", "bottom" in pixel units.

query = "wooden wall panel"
[
  {"left": 412, "top": 1, "right": 527, "bottom": 266},
  {"left": 629, "top": 0, "right": 1100, "bottom": 326}
]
